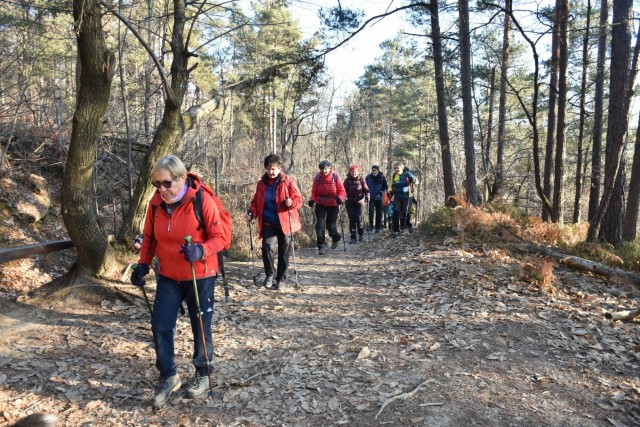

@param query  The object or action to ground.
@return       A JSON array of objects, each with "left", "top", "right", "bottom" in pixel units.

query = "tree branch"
[{"left": 98, "top": 0, "right": 177, "bottom": 107}]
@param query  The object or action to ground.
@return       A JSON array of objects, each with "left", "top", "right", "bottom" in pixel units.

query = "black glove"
[
  {"left": 365, "top": 196, "right": 370, "bottom": 203},
  {"left": 336, "top": 197, "right": 343, "bottom": 205},
  {"left": 180, "top": 243, "right": 204, "bottom": 262},
  {"left": 130, "top": 263, "right": 150, "bottom": 287},
  {"left": 246, "top": 209, "right": 254, "bottom": 220},
  {"left": 308, "top": 200, "right": 315, "bottom": 208}
]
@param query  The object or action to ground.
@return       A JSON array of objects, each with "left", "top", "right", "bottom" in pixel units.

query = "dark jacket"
[
  {"left": 343, "top": 175, "right": 369, "bottom": 205},
  {"left": 390, "top": 171, "right": 415, "bottom": 201},
  {"left": 365, "top": 172, "right": 388, "bottom": 201}
]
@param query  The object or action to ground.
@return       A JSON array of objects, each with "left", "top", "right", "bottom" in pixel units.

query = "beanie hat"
[
  {"left": 349, "top": 164, "right": 359, "bottom": 172},
  {"left": 318, "top": 159, "right": 332, "bottom": 169},
  {"left": 371, "top": 165, "right": 379, "bottom": 171}
]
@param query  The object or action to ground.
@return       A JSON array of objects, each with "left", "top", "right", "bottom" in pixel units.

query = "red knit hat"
[{"left": 349, "top": 164, "right": 359, "bottom": 172}]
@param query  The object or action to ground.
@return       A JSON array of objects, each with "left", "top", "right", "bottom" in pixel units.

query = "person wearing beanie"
[
  {"left": 343, "top": 164, "right": 370, "bottom": 243},
  {"left": 365, "top": 165, "right": 389, "bottom": 233},
  {"left": 308, "top": 160, "right": 346, "bottom": 255},
  {"left": 247, "top": 154, "right": 303, "bottom": 290},
  {"left": 389, "top": 162, "right": 416, "bottom": 235}
]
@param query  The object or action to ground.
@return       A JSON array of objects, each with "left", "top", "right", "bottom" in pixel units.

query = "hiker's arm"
[
  {"left": 335, "top": 173, "right": 347, "bottom": 201},
  {"left": 138, "top": 204, "right": 156, "bottom": 265}
]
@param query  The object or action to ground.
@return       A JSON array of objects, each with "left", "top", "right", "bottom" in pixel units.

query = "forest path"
[{"left": 1, "top": 230, "right": 639, "bottom": 426}]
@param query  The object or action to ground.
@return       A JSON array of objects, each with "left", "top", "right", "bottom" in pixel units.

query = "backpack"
[
  {"left": 195, "top": 184, "right": 233, "bottom": 251},
  {"left": 316, "top": 171, "right": 337, "bottom": 184},
  {"left": 151, "top": 183, "right": 233, "bottom": 251}
]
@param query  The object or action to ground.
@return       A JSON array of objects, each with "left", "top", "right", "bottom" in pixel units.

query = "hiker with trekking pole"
[
  {"left": 130, "top": 155, "right": 227, "bottom": 407},
  {"left": 247, "top": 154, "right": 303, "bottom": 290},
  {"left": 365, "top": 165, "right": 389, "bottom": 234},
  {"left": 389, "top": 162, "right": 416, "bottom": 236},
  {"left": 343, "top": 164, "right": 369, "bottom": 244},
  {"left": 308, "top": 159, "right": 346, "bottom": 255}
]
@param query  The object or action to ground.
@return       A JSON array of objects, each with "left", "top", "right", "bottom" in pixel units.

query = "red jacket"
[
  {"left": 138, "top": 173, "right": 226, "bottom": 281},
  {"left": 250, "top": 172, "right": 302, "bottom": 239},
  {"left": 310, "top": 170, "right": 346, "bottom": 207}
]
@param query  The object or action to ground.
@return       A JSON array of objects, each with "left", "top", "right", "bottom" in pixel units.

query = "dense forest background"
[{"left": 1, "top": 0, "right": 640, "bottom": 285}]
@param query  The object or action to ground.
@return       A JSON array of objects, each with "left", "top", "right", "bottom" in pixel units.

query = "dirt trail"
[{"left": 1, "top": 231, "right": 639, "bottom": 426}]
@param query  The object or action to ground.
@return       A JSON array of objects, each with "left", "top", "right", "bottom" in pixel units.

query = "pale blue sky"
[{"left": 289, "top": 0, "right": 405, "bottom": 100}]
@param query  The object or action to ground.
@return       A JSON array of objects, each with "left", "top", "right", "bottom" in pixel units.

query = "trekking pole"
[
  {"left": 131, "top": 263, "right": 153, "bottom": 317},
  {"left": 247, "top": 211, "right": 258, "bottom": 286},
  {"left": 286, "top": 206, "right": 299, "bottom": 288},
  {"left": 217, "top": 252, "right": 231, "bottom": 303},
  {"left": 339, "top": 205, "right": 346, "bottom": 252},
  {"left": 184, "top": 235, "right": 216, "bottom": 399}
]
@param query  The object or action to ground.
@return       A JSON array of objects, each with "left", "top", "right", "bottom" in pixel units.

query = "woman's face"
[
  {"left": 350, "top": 169, "right": 359, "bottom": 178},
  {"left": 152, "top": 169, "right": 186, "bottom": 202}
]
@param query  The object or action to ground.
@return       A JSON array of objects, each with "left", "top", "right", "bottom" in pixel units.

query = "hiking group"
[{"left": 129, "top": 154, "right": 417, "bottom": 408}]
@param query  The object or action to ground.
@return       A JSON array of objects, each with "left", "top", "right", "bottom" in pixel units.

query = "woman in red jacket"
[
  {"left": 308, "top": 160, "right": 346, "bottom": 255},
  {"left": 130, "top": 155, "right": 226, "bottom": 407},
  {"left": 247, "top": 154, "right": 303, "bottom": 290}
]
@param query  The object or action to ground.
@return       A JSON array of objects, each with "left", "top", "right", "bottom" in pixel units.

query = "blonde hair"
[{"left": 152, "top": 155, "right": 187, "bottom": 179}]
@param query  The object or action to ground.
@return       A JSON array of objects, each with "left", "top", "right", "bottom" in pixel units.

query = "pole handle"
[{"left": 184, "top": 235, "right": 192, "bottom": 244}]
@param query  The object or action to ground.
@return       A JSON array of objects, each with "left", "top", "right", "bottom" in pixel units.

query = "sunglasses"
[{"left": 151, "top": 179, "right": 175, "bottom": 189}]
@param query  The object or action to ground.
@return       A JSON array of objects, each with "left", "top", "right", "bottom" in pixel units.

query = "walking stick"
[
  {"left": 247, "top": 211, "right": 258, "bottom": 286},
  {"left": 217, "top": 252, "right": 231, "bottom": 303},
  {"left": 339, "top": 204, "right": 347, "bottom": 252},
  {"left": 184, "top": 236, "right": 216, "bottom": 399},
  {"left": 286, "top": 206, "right": 299, "bottom": 288},
  {"left": 131, "top": 263, "right": 153, "bottom": 317}
]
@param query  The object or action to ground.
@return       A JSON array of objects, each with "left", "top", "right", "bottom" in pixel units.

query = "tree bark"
[
  {"left": 430, "top": 0, "right": 455, "bottom": 200},
  {"left": 573, "top": 0, "right": 591, "bottom": 223},
  {"left": 493, "top": 0, "right": 511, "bottom": 201},
  {"left": 623, "top": 113, "right": 640, "bottom": 240},
  {"left": 119, "top": 0, "right": 201, "bottom": 242},
  {"left": 588, "top": 0, "right": 608, "bottom": 222},
  {"left": 551, "top": 0, "right": 570, "bottom": 224},
  {"left": 587, "top": 0, "right": 633, "bottom": 244},
  {"left": 61, "top": 0, "right": 118, "bottom": 283},
  {"left": 458, "top": 0, "right": 480, "bottom": 205},
  {"left": 543, "top": 6, "right": 560, "bottom": 222}
]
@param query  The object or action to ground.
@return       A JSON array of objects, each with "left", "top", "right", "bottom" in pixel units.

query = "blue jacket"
[
  {"left": 390, "top": 171, "right": 415, "bottom": 200},
  {"left": 365, "top": 172, "right": 388, "bottom": 201}
]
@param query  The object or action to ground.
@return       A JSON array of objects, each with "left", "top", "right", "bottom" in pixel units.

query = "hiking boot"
[
  {"left": 349, "top": 238, "right": 357, "bottom": 244},
  {"left": 318, "top": 246, "right": 327, "bottom": 255},
  {"left": 269, "top": 280, "right": 281, "bottom": 291},
  {"left": 331, "top": 240, "right": 340, "bottom": 249},
  {"left": 262, "top": 275, "right": 274, "bottom": 288},
  {"left": 151, "top": 374, "right": 181, "bottom": 407},
  {"left": 374, "top": 229, "right": 380, "bottom": 234},
  {"left": 186, "top": 373, "right": 210, "bottom": 399},
  {"left": 358, "top": 235, "right": 364, "bottom": 242}
]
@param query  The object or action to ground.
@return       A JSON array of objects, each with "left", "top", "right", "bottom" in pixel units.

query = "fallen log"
[
  {"left": 604, "top": 309, "right": 640, "bottom": 321},
  {"left": 514, "top": 243, "right": 640, "bottom": 286},
  {"left": 0, "top": 239, "right": 74, "bottom": 264}
]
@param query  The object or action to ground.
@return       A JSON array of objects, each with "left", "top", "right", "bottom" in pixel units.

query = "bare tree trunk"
[
  {"left": 588, "top": 0, "right": 608, "bottom": 222},
  {"left": 623, "top": 114, "right": 640, "bottom": 240},
  {"left": 61, "top": 0, "right": 117, "bottom": 283},
  {"left": 430, "top": 0, "right": 455, "bottom": 200},
  {"left": 458, "top": 0, "right": 479, "bottom": 205},
  {"left": 543, "top": 5, "right": 560, "bottom": 222},
  {"left": 587, "top": 0, "right": 633, "bottom": 243},
  {"left": 494, "top": 0, "right": 511, "bottom": 200},
  {"left": 574, "top": 0, "right": 592, "bottom": 223},
  {"left": 119, "top": 0, "right": 198, "bottom": 241},
  {"left": 483, "top": 67, "right": 496, "bottom": 201},
  {"left": 552, "top": 0, "right": 570, "bottom": 224}
]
